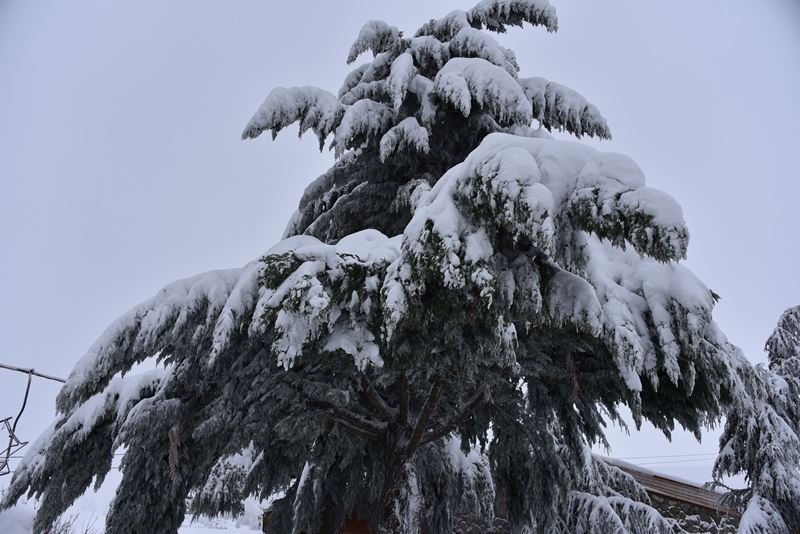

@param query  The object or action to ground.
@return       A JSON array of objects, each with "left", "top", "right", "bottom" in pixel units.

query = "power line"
[{"left": 0, "top": 362, "right": 66, "bottom": 384}]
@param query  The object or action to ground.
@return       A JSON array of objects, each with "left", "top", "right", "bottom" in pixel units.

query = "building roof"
[{"left": 600, "top": 456, "right": 735, "bottom": 515}]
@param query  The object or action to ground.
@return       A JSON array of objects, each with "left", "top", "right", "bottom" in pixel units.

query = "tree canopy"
[{"left": 3, "top": 1, "right": 798, "bottom": 533}]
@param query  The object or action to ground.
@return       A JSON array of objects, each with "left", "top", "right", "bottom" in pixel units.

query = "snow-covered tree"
[
  {"left": 712, "top": 306, "right": 800, "bottom": 534},
  {"left": 3, "top": 1, "right": 797, "bottom": 533}
]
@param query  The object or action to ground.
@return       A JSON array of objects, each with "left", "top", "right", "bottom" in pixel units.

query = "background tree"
[
  {"left": 2, "top": 1, "right": 797, "bottom": 533},
  {"left": 712, "top": 306, "right": 800, "bottom": 534}
]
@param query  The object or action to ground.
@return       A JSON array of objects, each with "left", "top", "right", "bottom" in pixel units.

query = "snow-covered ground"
[
  {"left": 0, "top": 504, "right": 263, "bottom": 534},
  {"left": 0, "top": 469, "right": 263, "bottom": 533}
]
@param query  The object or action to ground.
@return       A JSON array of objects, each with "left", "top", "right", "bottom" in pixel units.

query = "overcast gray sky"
[{"left": 0, "top": 0, "right": 798, "bottom": 490}]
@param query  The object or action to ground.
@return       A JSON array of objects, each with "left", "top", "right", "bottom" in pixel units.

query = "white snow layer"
[
  {"left": 415, "top": 0, "right": 558, "bottom": 39},
  {"left": 518, "top": 76, "right": 610, "bottom": 138},
  {"left": 347, "top": 20, "right": 402, "bottom": 64},
  {"left": 241, "top": 87, "right": 342, "bottom": 146},
  {"left": 449, "top": 27, "right": 518, "bottom": 75},
  {"left": 433, "top": 58, "right": 532, "bottom": 124},
  {"left": 379, "top": 117, "right": 430, "bottom": 162},
  {"left": 467, "top": 0, "right": 558, "bottom": 33},
  {"left": 386, "top": 132, "right": 705, "bottom": 393}
]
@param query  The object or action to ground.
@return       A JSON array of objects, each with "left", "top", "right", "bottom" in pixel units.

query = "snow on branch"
[
  {"left": 449, "top": 28, "right": 519, "bottom": 76},
  {"left": 467, "top": 0, "right": 558, "bottom": 33},
  {"left": 738, "top": 495, "right": 790, "bottom": 534},
  {"left": 388, "top": 53, "right": 417, "bottom": 109},
  {"left": 766, "top": 305, "right": 800, "bottom": 365},
  {"left": 2, "top": 369, "right": 167, "bottom": 531},
  {"left": 191, "top": 447, "right": 258, "bottom": 517},
  {"left": 713, "top": 309, "right": 800, "bottom": 532},
  {"left": 379, "top": 117, "right": 430, "bottom": 162},
  {"left": 567, "top": 491, "right": 675, "bottom": 533},
  {"left": 407, "top": 36, "right": 451, "bottom": 72},
  {"left": 242, "top": 87, "right": 343, "bottom": 149},
  {"left": 333, "top": 100, "right": 396, "bottom": 157},
  {"left": 347, "top": 20, "right": 403, "bottom": 64},
  {"left": 433, "top": 58, "right": 532, "bottom": 125},
  {"left": 415, "top": 10, "right": 472, "bottom": 41},
  {"left": 256, "top": 231, "right": 400, "bottom": 370},
  {"left": 390, "top": 133, "right": 713, "bottom": 394},
  {"left": 338, "top": 63, "right": 371, "bottom": 99},
  {"left": 416, "top": 0, "right": 557, "bottom": 41},
  {"left": 57, "top": 265, "right": 262, "bottom": 412},
  {"left": 567, "top": 151, "right": 688, "bottom": 260},
  {"left": 519, "top": 76, "right": 611, "bottom": 139}
]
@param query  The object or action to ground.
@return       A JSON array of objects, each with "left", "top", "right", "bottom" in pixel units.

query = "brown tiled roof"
[{"left": 602, "top": 457, "right": 735, "bottom": 515}]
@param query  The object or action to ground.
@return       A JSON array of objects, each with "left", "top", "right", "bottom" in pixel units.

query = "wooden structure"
[{"left": 604, "top": 457, "right": 734, "bottom": 515}]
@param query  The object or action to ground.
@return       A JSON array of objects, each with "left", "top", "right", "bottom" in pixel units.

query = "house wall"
[{"left": 648, "top": 492, "right": 739, "bottom": 534}]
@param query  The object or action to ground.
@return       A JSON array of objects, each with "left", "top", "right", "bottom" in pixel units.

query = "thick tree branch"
[
  {"left": 421, "top": 387, "right": 487, "bottom": 445},
  {"left": 330, "top": 417, "right": 382, "bottom": 440},
  {"left": 306, "top": 399, "right": 387, "bottom": 439},
  {"left": 359, "top": 374, "right": 396, "bottom": 421},
  {"left": 407, "top": 374, "right": 446, "bottom": 451}
]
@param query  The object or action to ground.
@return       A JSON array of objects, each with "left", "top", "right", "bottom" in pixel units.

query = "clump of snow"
[
  {"left": 467, "top": 0, "right": 558, "bottom": 33},
  {"left": 258, "top": 230, "right": 401, "bottom": 369},
  {"left": 379, "top": 117, "right": 430, "bottom": 162},
  {"left": 385, "top": 132, "right": 706, "bottom": 397},
  {"left": 347, "top": 20, "right": 402, "bottom": 64},
  {"left": 241, "top": 87, "right": 343, "bottom": 148},
  {"left": 407, "top": 36, "right": 451, "bottom": 72},
  {"left": 415, "top": 10, "right": 471, "bottom": 41},
  {"left": 59, "top": 266, "right": 255, "bottom": 411},
  {"left": 337, "top": 63, "right": 371, "bottom": 99},
  {"left": 388, "top": 53, "right": 417, "bottom": 110},
  {"left": 448, "top": 28, "right": 518, "bottom": 75},
  {"left": 433, "top": 58, "right": 532, "bottom": 125},
  {"left": 333, "top": 99, "right": 395, "bottom": 157},
  {"left": 519, "top": 76, "right": 610, "bottom": 139}
]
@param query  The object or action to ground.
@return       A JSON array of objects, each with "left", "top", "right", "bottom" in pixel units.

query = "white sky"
[{"left": 0, "top": 0, "right": 798, "bottom": 494}]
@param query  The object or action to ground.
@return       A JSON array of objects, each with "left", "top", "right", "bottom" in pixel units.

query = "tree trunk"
[{"left": 378, "top": 440, "right": 410, "bottom": 534}]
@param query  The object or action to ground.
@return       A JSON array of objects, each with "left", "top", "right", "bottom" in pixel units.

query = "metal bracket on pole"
[{"left": 0, "top": 417, "right": 29, "bottom": 476}]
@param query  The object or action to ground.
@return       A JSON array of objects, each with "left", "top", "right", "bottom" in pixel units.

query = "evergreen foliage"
[
  {"left": 2, "top": 1, "right": 797, "bottom": 533},
  {"left": 713, "top": 306, "right": 800, "bottom": 534}
]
